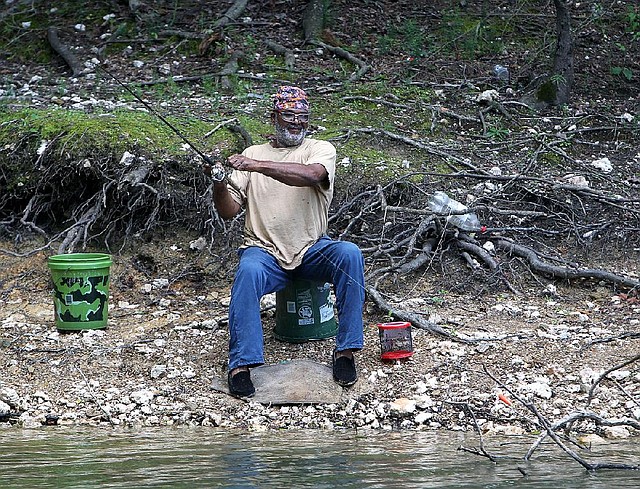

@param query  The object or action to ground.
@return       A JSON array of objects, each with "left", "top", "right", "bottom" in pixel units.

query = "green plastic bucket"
[
  {"left": 47, "top": 253, "right": 112, "bottom": 331},
  {"left": 274, "top": 279, "right": 338, "bottom": 343}
]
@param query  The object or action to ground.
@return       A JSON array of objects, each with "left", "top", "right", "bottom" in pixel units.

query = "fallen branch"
[
  {"left": 483, "top": 366, "right": 640, "bottom": 471},
  {"left": 449, "top": 401, "right": 503, "bottom": 463},
  {"left": 349, "top": 127, "right": 480, "bottom": 172}
]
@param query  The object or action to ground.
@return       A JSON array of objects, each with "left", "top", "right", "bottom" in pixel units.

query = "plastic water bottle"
[
  {"left": 427, "top": 191, "right": 480, "bottom": 231},
  {"left": 493, "top": 64, "right": 509, "bottom": 84}
]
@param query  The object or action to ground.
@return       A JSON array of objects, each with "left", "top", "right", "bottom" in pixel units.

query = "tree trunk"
[
  {"left": 551, "top": 0, "right": 574, "bottom": 105},
  {"left": 303, "top": 0, "right": 326, "bottom": 42}
]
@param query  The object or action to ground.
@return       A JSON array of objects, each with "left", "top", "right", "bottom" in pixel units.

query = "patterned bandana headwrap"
[{"left": 273, "top": 86, "right": 309, "bottom": 112}]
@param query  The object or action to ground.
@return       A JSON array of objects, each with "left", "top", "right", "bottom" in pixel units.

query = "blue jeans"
[{"left": 228, "top": 237, "right": 365, "bottom": 371}]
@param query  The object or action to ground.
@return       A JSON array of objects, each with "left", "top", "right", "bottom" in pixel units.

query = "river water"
[{"left": 0, "top": 428, "right": 638, "bottom": 488}]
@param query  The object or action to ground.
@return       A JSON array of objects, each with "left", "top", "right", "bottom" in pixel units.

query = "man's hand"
[{"left": 228, "top": 154, "right": 256, "bottom": 171}]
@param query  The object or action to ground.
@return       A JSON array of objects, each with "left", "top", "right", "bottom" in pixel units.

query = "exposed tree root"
[
  {"left": 213, "top": 0, "right": 249, "bottom": 29},
  {"left": 493, "top": 238, "right": 640, "bottom": 290},
  {"left": 264, "top": 40, "right": 296, "bottom": 71},
  {"left": 46, "top": 27, "right": 83, "bottom": 77},
  {"left": 364, "top": 284, "right": 467, "bottom": 343}
]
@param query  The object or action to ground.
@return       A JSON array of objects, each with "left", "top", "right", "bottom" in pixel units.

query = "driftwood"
[
  {"left": 586, "top": 352, "right": 640, "bottom": 406},
  {"left": 46, "top": 27, "right": 83, "bottom": 77}
]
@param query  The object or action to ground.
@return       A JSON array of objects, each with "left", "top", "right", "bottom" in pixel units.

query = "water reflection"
[{"left": 0, "top": 429, "right": 638, "bottom": 488}]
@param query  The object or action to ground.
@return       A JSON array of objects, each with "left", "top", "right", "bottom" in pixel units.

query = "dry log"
[{"left": 46, "top": 27, "right": 83, "bottom": 77}]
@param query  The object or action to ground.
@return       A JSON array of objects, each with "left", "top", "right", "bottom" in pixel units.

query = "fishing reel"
[{"left": 202, "top": 159, "right": 227, "bottom": 182}]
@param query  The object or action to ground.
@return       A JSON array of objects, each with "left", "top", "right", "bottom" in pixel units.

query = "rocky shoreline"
[{"left": 1, "top": 251, "right": 639, "bottom": 443}]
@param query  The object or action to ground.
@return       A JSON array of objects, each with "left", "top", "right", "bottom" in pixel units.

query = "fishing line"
[
  {"left": 316, "top": 247, "right": 368, "bottom": 296},
  {"left": 96, "top": 64, "right": 226, "bottom": 181}
]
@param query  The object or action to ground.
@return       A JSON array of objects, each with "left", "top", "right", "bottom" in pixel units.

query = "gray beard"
[{"left": 274, "top": 121, "right": 306, "bottom": 147}]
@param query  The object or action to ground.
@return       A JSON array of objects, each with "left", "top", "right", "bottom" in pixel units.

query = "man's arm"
[
  {"left": 227, "top": 154, "right": 328, "bottom": 188},
  {"left": 212, "top": 180, "right": 242, "bottom": 219}
]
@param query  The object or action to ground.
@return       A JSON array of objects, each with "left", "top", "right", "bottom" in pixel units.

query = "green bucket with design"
[
  {"left": 47, "top": 253, "right": 112, "bottom": 330},
  {"left": 274, "top": 279, "right": 338, "bottom": 343}
]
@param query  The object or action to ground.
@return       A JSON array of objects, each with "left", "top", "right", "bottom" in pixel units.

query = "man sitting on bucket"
[{"left": 212, "top": 86, "right": 365, "bottom": 398}]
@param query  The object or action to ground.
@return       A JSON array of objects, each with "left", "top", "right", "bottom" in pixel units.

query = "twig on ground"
[{"left": 586, "top": 352, "right": 640, "bottom": 406}]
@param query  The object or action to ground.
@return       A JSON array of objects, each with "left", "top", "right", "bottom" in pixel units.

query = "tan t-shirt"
[{"left": 227, "top": 138, "right": 336, "bottom": 270}]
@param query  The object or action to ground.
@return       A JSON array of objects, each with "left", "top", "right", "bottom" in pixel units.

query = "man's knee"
[{"left": 336, "top": 241, "right": 363, "bottom": 264}]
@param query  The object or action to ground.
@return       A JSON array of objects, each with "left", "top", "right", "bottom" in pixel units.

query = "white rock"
[
  {"left": 576, "top": 433, "right": 606, "bottom": 444},
  {"left": 18, "top": 413, "right": 42, "bottom": 429},
  {"left": 133, "top": 60, "right": 145, "bottom": 68},
  {"left": 152, "top": 278, "right": 170, "bottom": 289},
  {"left": 130, "top": 389, "right": 154, "bottom": 405},
  {"left": 608, "top": 370, "right": 630, "bottom": 380},
  {"left": 74, "top": 24, "right": 86, "bottom": 32},
  {"left": 564, "top": 174, "right": 589, "bottom": 187},
  {"left": 0, "top": 400, "right": 10, "bottom": 414},
  {"left": 414, "top": 412, "right": 432, "bottom": 424},
  {"left": 414, "top": 381, "right": 428, "bottom": 395},
  {"left": 150, "top": 365, "right": 167, "bottom": 379},
  {"left": 476, "top": 89, "right": 499, "bottom": 103},
  {"left": 482, "top": 241, "right": 495, "bottom": 254},
  {"left": 579, "top": 367, "right": 603, "bottom": 385},
  {"left": 0, "top": 386, "right": 20, "bottom": 407},
  {"left": 37, "top": 140, "right": 49, "bottom": 155},
  {"left": 591, "top": 157, "right": 613, "bottom": 173},
  {"left": 189, "top": 237, "right": 207, "bottom": 251},
  {"left": 389, "top": 398, "right": 416, "bottom": 414},
  {"left": 120, "top": 151, "right": 135, "bottom": 166},
  {"left": 602, "top": 426, "right": 630, "bottom": 439},
  {"left": 525, "top": 381, "right": 552, "bottom": 399},
  {"left": 260, "top": 293, "right": 276, "bottom": 309}
]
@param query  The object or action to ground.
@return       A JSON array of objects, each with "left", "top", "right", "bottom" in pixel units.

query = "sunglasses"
[{"left": 277, "top": 111, "right": 310, "bottom": 123}]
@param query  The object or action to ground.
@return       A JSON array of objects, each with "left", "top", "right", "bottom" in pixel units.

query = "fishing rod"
[{"left": 97, "top": 64, "right": 226, "bottom": 182}]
